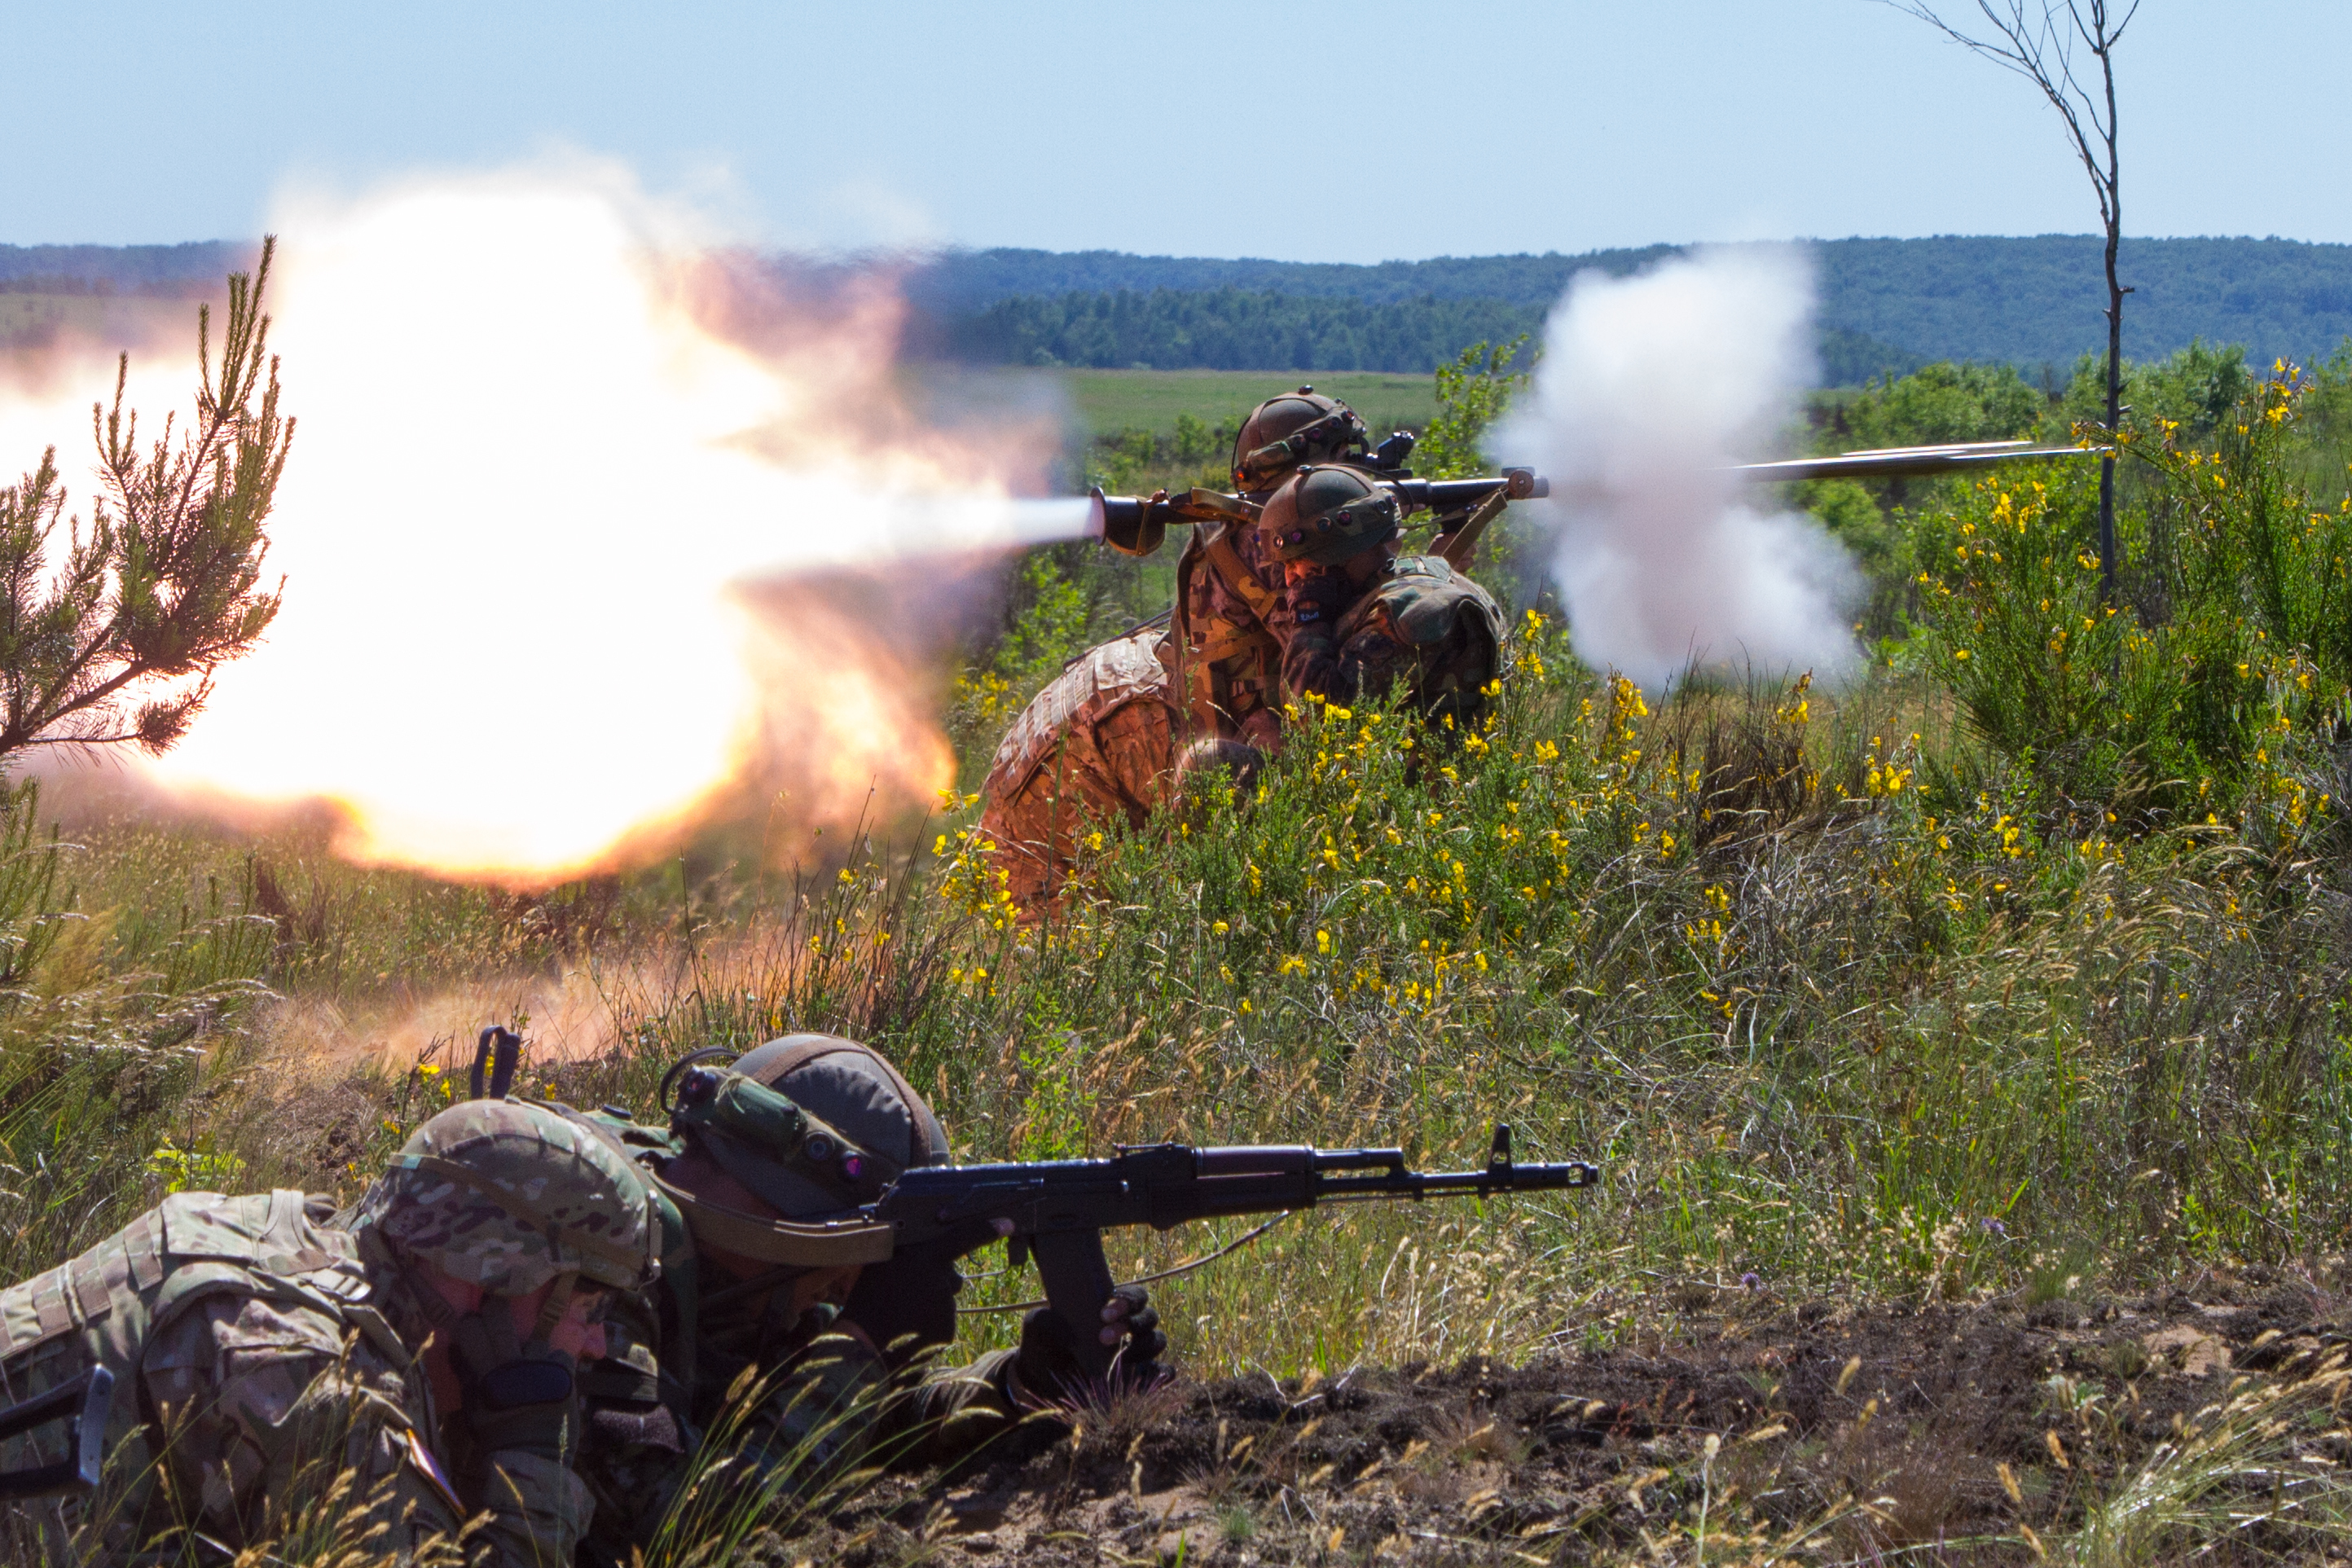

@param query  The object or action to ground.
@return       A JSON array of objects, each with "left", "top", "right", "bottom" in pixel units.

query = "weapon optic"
[{"left": 873, "top": 1124, "right": 1597, "bottom": 1381}]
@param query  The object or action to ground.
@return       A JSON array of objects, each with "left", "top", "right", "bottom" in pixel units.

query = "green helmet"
[
  {"left": 1232, "top": 388, "right": 1369, "bottom": 493},
  {"left": 353, "top": 1098, "right": 660, "bottom": 1295},
  {"left": 1259, "top": 464, "right": 1402, "bottom": 566}
]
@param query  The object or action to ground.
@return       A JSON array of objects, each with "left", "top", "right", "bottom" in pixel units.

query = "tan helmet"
[
  {"left": 352, "top": 1098, "right": 660, "bottom": 1295},
  {"left": 1258, "top": 464, "right": 1403, "bottom": 567},
  {"left": 1233, "top": 388, "right": 1369, "bottom": 493}
]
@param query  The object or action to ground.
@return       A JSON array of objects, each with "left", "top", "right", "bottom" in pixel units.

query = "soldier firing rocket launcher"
[
  {"left": 1088, "top": 436, "right": 2105, "bottom": 573},
  {"left": 1088, "top": 425, "right": 1549, "bottom": 571}
]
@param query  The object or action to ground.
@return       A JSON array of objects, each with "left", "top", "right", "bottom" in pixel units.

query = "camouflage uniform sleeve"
[
  {"left": 575, "top": 1307, "right": 688, "bottom": 1568},
  {"left": 468, "top": 1447, "right": 595, "bottom": 1568},
  {"left": 141, "top": 1293, "right": 466, "bottom": 1559}
]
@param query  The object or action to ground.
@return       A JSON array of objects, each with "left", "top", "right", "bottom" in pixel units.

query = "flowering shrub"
[{"left": 1910, "top": 367, "right": 2352, "bottom": 828}]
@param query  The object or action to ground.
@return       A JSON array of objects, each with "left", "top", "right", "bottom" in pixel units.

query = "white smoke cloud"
[{"left": 1496, "top": 245, "right": 1860, "bottom": 691}]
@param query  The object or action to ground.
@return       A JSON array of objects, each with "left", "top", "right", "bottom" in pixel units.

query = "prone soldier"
[
  {"left": 0, "top": 1099, "right": 657, "bottom": 1566},
  {"left": 571, "top": 1034, "right": 1166, "bottom": 1566}
]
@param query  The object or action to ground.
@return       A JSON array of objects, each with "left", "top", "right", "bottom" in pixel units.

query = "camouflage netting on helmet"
[{"left": 352, "top": 1099, "right": 658, "bottom": 1294}]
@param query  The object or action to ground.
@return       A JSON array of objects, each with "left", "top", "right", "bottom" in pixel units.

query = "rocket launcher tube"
[{"left": 1089, "top": 471, "right": 1550, "bottom": 559}]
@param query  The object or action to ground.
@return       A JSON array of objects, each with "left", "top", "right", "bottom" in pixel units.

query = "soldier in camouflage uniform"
[
  {"left": 977, "top": 389, "right": 1373, "bottom": 907},
  {"left": 1257, "top": 463, "right": 1506, "bottom": 728},
  {"left": 572, "top": 1034, "right": 1165, "bottom": 1567},
  {"left": 0, "top": 1098, "right": 657, "bottom": 1566},
  {"left": 979, "top": 390, "right": 1510, "bottom": 910}
]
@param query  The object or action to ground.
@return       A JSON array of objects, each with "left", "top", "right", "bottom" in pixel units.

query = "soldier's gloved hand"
[
  {"left": 449, "top": 1307, "right": 578, "bottom": 1460},
  {"left": 1012, "top": 1285, "right": 1168, "bottom": 1406}
]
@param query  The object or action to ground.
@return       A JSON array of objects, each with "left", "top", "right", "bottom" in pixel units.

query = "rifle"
[
  {"left": 874, "top": 1124, "right": 1596, "bottom": 1382},
  {"left": 1090, "top": 468, "right": 1550, "bottom": 560},
  {"left": 0, "top": 1367, "right": 112, "bottom": 1500}
]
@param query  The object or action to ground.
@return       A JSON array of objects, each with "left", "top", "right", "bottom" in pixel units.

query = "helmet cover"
[
  {"left": 1258, "top": 464, "right": 1402, "bottom": 566},
  {"left": 686, "top": 1034, "right": 951, "bottom": 1220},
  {"left": 1233, "top": 388, "right": 1368, "bottom": 492},
  {"left": 353, "top": 1098, "right": 659, "bottom": 1294}
]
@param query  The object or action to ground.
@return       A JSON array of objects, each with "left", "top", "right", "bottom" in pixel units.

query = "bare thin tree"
[{"left": 1885, "top": 0, "right": 2139, "bottom": 602}]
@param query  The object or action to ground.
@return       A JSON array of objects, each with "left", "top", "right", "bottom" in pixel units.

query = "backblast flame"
[{"left": 0, "top": 160, "right": 1083, "bottom": 883}]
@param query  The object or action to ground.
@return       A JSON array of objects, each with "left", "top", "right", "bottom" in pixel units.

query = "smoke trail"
[
  {"left": 0, "top": 159, "right": 1084, "bottom": 883},
  {"left": 1496, "top": 246, "right": 1860, "bottom": 691}
]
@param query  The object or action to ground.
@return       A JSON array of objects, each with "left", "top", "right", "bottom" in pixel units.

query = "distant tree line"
[
  {"left": 943, "top": 288, "right": 1541, "bottom": 373},
  {"left": 27, "top": 235, "right": 2352, "bottom": 380},
  {"left": 906, "top": 235, "right": 2352, "bottom": 372},
  {"left": 0, "top": 242, "right": 250, "bottom": 295},
  {"left": 943, "top": 284, "right": 1927, "bottom": 382}
]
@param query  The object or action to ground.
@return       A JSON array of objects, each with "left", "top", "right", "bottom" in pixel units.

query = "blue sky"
[{"left": 6, "top": 1, "right": 2343, "bottom": 261}]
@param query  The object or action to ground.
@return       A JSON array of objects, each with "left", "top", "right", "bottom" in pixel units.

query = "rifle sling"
[{"left": 1199, "top": 523, "right": 1280, "bottom": 622}]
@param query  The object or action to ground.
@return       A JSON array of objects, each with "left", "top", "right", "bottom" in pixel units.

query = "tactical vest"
[
  {"left": 1169, "top": 520, "right": 1283, "bottom": 739},
  {"left": 0, "top": 1191, "right": 425, "bottom": 1542},
  {"left": 1332, "top": 556, "right": 1509, "bottom": 724}
]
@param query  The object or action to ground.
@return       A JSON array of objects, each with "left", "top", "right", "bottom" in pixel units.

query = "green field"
[{"left": 1058, "top": 367, "right": 1437, "bottom": 439}]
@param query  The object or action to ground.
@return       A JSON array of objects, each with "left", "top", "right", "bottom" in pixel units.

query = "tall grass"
[{"left": 0, "top": 358, "right": 2348, "bottom": 1561}]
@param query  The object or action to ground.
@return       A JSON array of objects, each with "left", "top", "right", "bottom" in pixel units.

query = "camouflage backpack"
[
  {"left": 1331, "top": 555, "right": 1508, "bottom": 726},
  {"left": 0, "top": 1188, "right": 408, "bottom": 1543}
]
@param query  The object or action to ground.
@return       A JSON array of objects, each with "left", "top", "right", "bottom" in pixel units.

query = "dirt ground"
[{"left": 799, "top": 1271, "right": 2352, "bottom": 1566}]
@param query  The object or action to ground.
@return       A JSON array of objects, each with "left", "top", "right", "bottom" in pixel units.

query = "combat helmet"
[
  {"left": 1233, "top": 388, "right": 1369, "bottom": 493},
  {"left": 354, "top": 1098, "right": 661, "bottom": 1296},
  {"left": 649, "top": 1034, "right": 947, "bottom": 1270},
  {"left": 1258, "top": 464, "right": 1403, "bottom": 567}
]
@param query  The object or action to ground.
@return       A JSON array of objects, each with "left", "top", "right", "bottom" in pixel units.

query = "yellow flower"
[{"left": 1212, "top": 920, "right": 1229, "bottom": 937}]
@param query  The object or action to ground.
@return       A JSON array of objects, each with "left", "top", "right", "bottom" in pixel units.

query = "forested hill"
[
  {"left": 0, "top": 241, "right": 250, "bottom": 293},
  {"left": 905, "top": 236, "right": 2352, "bottom": 378},
  {"left": 15, "top": 235, "right": 2352, "bottom": 381}
]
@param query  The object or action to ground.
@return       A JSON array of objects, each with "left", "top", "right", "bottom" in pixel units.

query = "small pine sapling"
[{"left": 0, "top": 238, "right": 291, "bottom": 762}]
